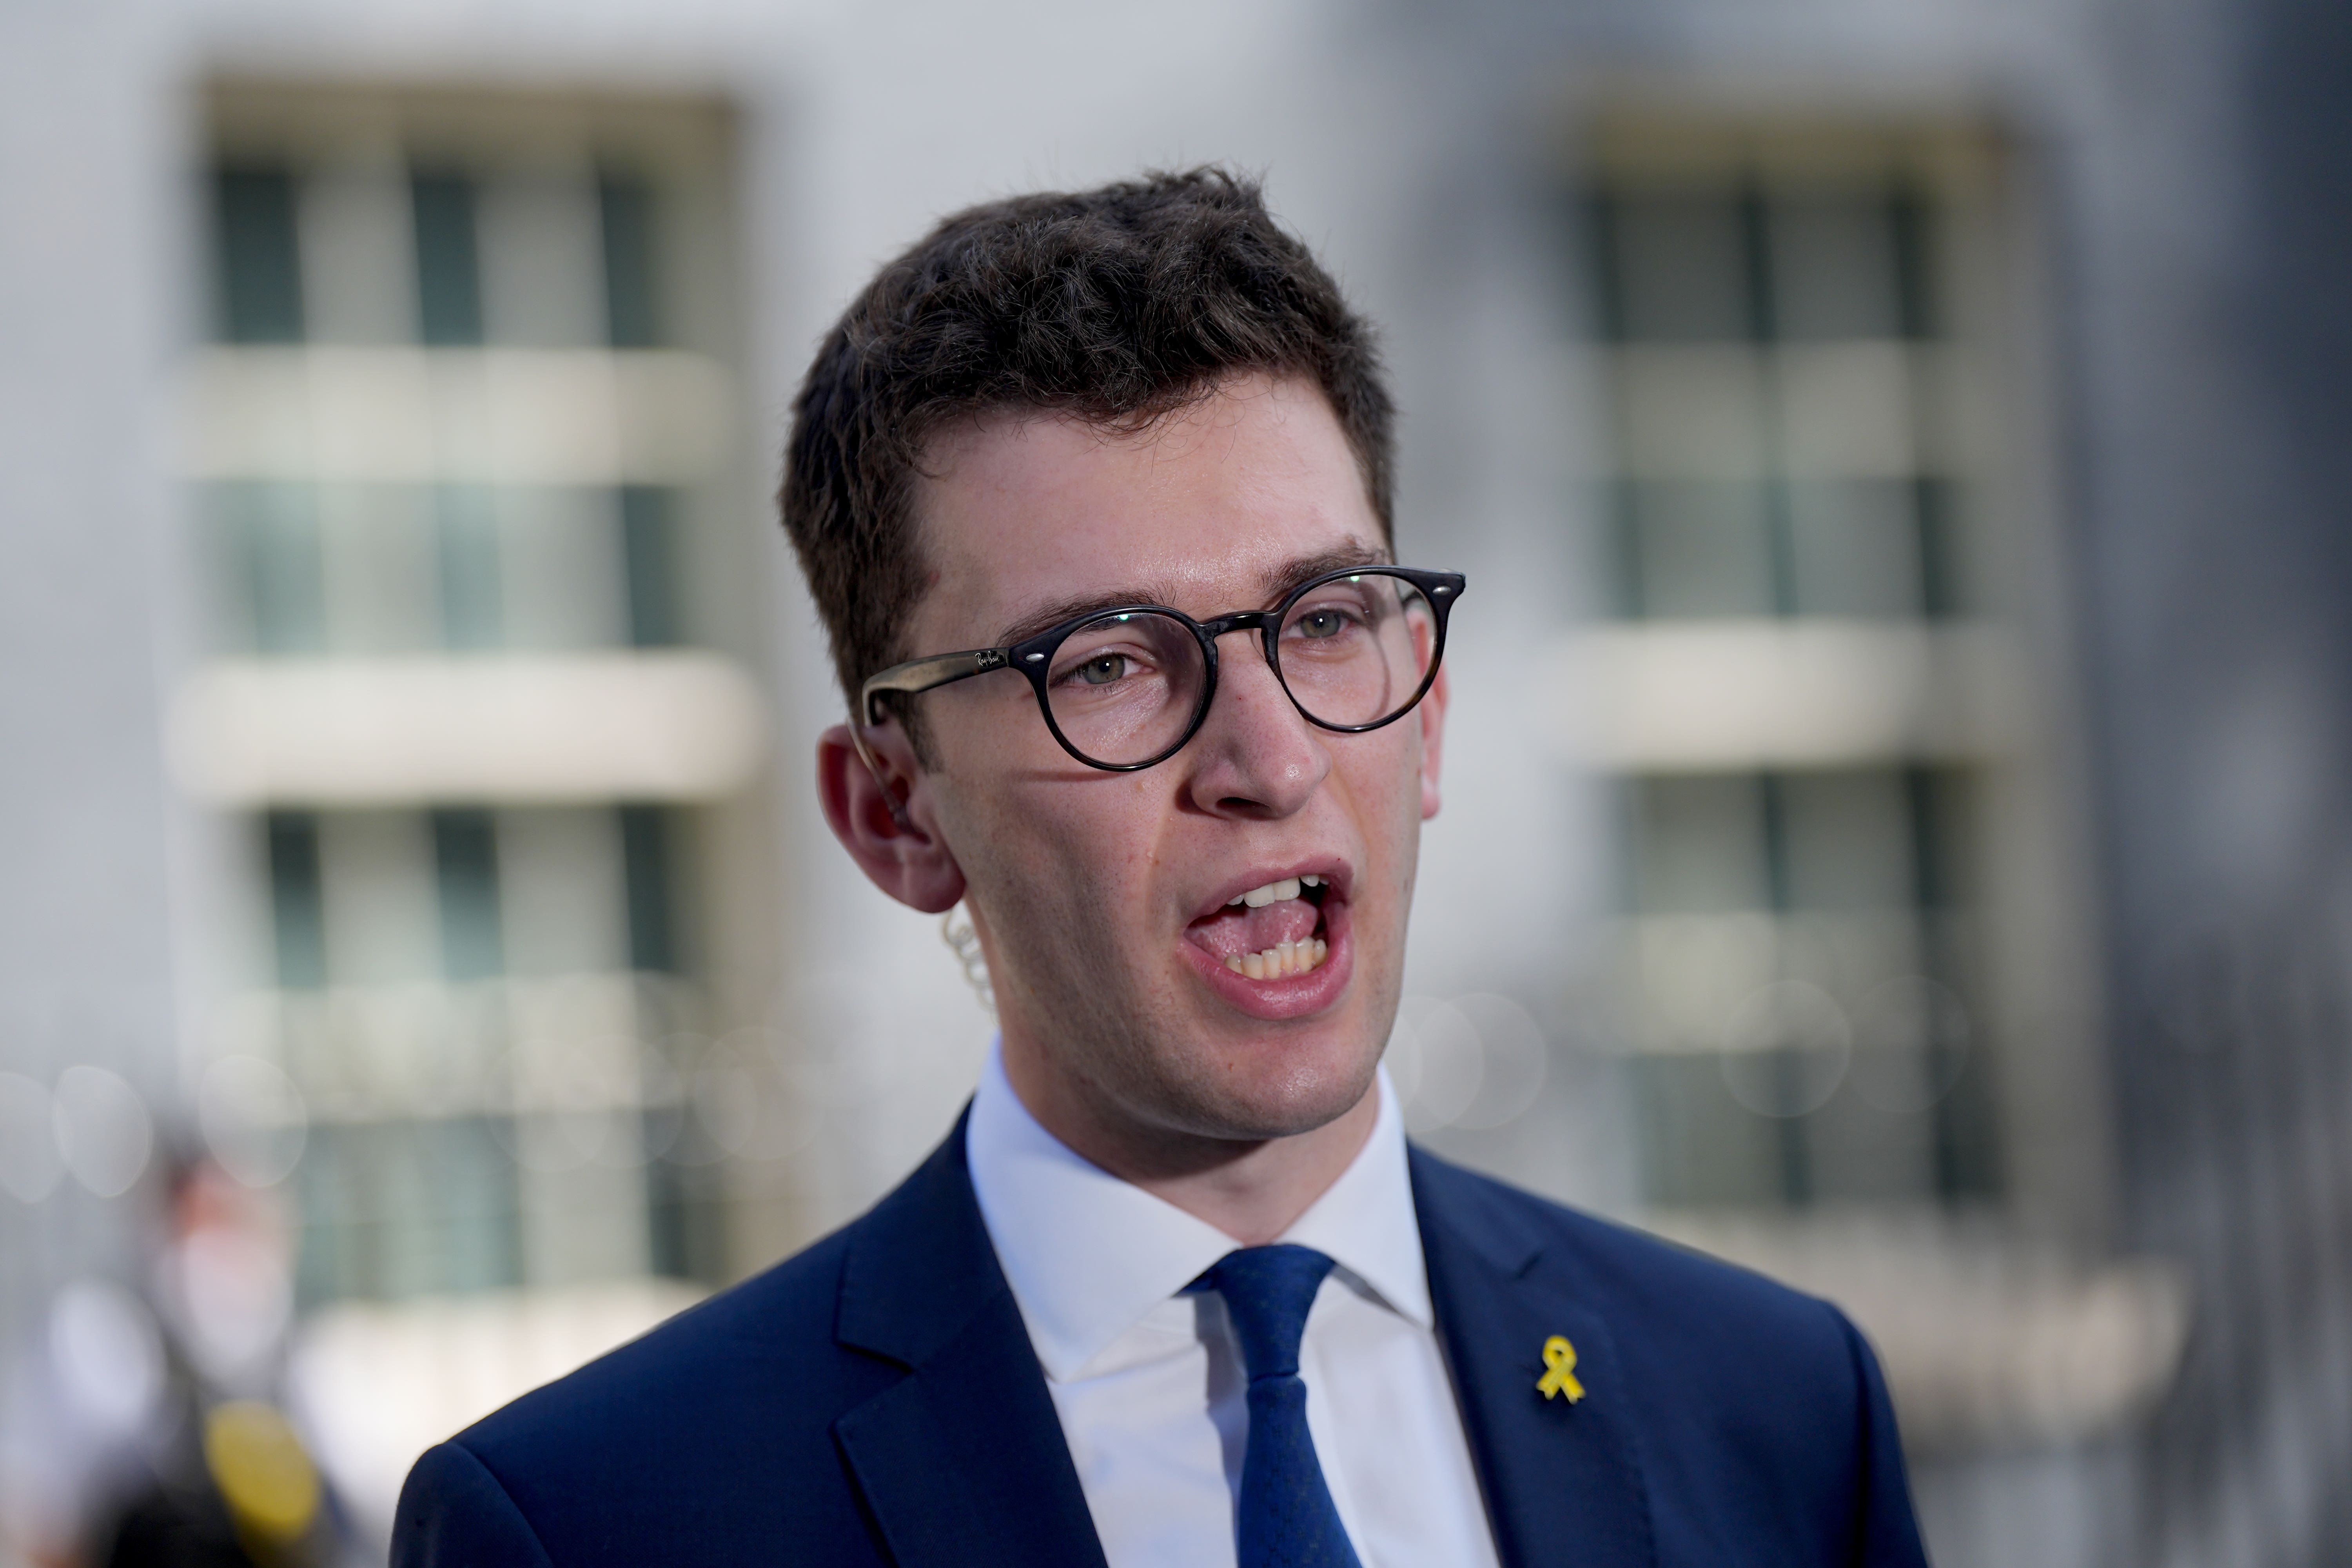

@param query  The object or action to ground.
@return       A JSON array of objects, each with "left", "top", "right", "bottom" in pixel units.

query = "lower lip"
[{"left": 1180, "top": 899, "right": 1354, "bottom": 1021}]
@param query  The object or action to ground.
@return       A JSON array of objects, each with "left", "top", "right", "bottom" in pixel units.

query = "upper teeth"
[{"left": 1229, "top": 874, "right": 1321, "bottom": 907}]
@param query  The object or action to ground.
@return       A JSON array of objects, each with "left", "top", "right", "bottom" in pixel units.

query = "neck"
[{"left": 999, "top": 1034, "right": 1380, "bottom": 1247}]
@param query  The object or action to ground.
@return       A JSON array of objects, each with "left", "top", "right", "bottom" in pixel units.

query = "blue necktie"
[{"left": 1206, "top": 1245, "right": 1365, "bottom": 1568}]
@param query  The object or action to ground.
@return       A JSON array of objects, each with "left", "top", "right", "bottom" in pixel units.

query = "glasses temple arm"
[{"left": 849, "top": 648, "right": 1009, "bottom": 828}]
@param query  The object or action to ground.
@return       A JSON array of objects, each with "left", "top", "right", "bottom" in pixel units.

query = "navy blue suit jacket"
[{"left": 394, "top": 1116, "right": 1928, "bottom": 1566}]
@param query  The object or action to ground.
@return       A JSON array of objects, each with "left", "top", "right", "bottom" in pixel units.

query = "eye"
[
  {"left": 1055, "top": 642, "right": 1157, "bottom": 689},
  {"left": 1295, "top": 608, "right": 1351, "bottom": 640}
]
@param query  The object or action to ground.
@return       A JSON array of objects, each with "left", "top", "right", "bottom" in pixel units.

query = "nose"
[{"left": 1180, "top": 632, "right": 1328, "bottom": 819}]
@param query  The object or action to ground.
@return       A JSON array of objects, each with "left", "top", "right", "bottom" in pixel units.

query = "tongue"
[{"left": 1186, "top": 898, "right": 1321, "bottom": 961}]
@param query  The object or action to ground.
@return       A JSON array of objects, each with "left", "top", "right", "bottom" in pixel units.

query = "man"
[{"left": 394, "top": 169, "right": 1928, "bottom": 1567}]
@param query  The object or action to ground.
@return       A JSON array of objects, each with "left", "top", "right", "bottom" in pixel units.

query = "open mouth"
[{"left": 1184, "top": 873, "right": 1334, "bottom": 981}]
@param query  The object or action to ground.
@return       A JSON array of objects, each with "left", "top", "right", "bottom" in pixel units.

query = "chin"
[{"left": 1168, "top": 1024, "right": 1383, "bottom": 1142}]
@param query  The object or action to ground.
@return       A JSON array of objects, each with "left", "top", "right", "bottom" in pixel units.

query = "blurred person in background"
[
  {"left": 6, "top": 1151, "right": 347, "bottom": 1568},
  {"left": 392, "top": 169, "right": 1928, "bottom": 1567}
]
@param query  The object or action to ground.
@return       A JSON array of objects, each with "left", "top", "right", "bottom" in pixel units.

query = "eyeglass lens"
[{"left": 1042, "top": 572, "right": 1439, "bottom": 767}]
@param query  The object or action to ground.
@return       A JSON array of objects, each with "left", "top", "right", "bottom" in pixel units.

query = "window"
[
  {"left": 1623, "top": 767, "right": 1997, "bottom": 1208},
  {"left": 1590, "top": 145, "right": 1965, "bottom": 621},
  {"left": 190, "top": 85, "right": 767, "bottom": 1305},
  {"left": 198, "top": 144, "right": 697, "bottom": 664},
  {"left": 1574, "top": 117, "right": 2077, "bottom": 1221}
]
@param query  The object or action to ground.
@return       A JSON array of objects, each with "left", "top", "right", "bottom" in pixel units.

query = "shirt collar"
[{"left": 965, "top": 1040, "right": 1432, "bottom": 1384}]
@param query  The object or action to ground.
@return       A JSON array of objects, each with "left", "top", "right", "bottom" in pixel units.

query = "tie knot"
[{"left": 1205, "top": 1244, "right": 1336, "bottom": 1381}]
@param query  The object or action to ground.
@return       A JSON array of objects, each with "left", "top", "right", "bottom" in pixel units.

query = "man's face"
[{"left": 897, "top": 372, "right": 1445, "bottom": 1146}]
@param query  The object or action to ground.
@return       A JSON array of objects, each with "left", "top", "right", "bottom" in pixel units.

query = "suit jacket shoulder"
[
  {"left": 392, "top": 1121, "right": 1106, "bottom": 1568},
  {"left": 393, "top": 1219, "right": 891, "bottom": 1565},
  {"left": 1409, "top": 1147, "right": 1927, "bottom": 1568}
]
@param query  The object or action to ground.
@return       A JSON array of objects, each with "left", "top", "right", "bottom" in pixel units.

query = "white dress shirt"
[{"left": 965, "top": 1044, "right": 1503, "bottom": 1568}]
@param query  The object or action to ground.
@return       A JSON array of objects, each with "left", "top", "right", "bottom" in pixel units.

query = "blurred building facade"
[
  {"left": 191, "top": 83, "right": 773, "bottom": 1306},
  {"left": 1, "top": 0, "right": 2345, "bottom": 1564}
]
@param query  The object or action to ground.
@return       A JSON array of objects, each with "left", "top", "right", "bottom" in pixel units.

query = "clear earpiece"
[{"left": 940, "top": 904, "right": 993, "bottom": 1016}]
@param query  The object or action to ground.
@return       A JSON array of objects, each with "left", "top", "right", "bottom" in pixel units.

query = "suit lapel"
[
  {"left": 832, "top": 1114, "right": 1109, "bottom": 1568},
  {"left": 1412, "top": 1148, "right": 1657, "bottom": 1568}
]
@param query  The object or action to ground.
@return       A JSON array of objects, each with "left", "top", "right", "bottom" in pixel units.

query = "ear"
[
  {"left": 1417, "top": 663, "right": 1449, "bottom": 821},
  {"left": 816, "top": 723, "right": 968, "bottom": 914}
]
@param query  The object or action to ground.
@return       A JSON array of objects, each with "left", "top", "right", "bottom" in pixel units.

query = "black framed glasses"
[{"left": 856, "top": 564, "right": 1466, "bottom": 772}]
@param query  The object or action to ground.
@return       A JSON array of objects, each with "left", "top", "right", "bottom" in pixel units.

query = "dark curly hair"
[{"left": 778, "top": 167, "right": 1395, "bottom": 749}]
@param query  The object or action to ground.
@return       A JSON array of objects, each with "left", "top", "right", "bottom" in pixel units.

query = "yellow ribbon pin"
[{"left": 1536, "top": 1335, "right": 1585, "bottom": 1403}]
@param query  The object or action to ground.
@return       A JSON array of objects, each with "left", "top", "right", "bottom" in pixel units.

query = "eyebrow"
[
  {"left": 987, "top": 541, "right": 1396, "bottom": 648},
  {"left": 992, "top": 585, "right": 1182, "bottom": 648},
  {"left": 1260, "top": 542, "right": 1393, "bottom": 601}
]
